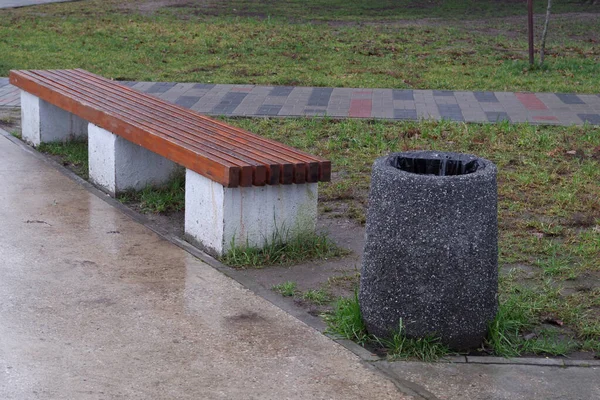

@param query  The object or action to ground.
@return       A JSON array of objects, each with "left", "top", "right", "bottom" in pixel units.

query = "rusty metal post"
[{"left": 528, "top": 0, "right": 534, "bottom": 65}]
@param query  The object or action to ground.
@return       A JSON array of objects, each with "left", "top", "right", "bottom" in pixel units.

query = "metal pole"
[{"left": 528, "top": 0, "right": 534, "bottom": 65}]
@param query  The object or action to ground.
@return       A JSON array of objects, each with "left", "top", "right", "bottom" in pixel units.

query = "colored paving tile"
[
  {"left": 117, "top": 81, "right": 138, "bottom": 87},
  {"left": 515, "top": 93, "right": 548, "bottom": 110},
  {"left": 193, "top": 83, "right": 216, "bottom": 90},
  {"left": 533, "top": 115, "right": 559, "bottom": 122},
  {"left": 474, "top": 92, "right": 499, "bottom": 103},
  {"left": 394, "top": 109, "right": 418, "bottom": 120},
  {"left": 270, "top": 87, "right": 294, "bottom": 96},
  {"left": 147, "top": 82, "right": 177, "bottom": 94},
  {"left": 211, "top": 92, "right": 247, "bottom": 114},
  {"left": 349, "top": 99, "right": 372, "bottom": 118},
  {"left": 485, "top": 112, "right": 510, "bottom": 122},
  {"left": 437, "top": 104, "right": 464, "bottom": 121},
  {"left": 556, "top": 93, "right": 584, "bottom": 104},
  {"left": 392, "top": 90, "right": 414, "bottom": 100},
  {"left": 433, "top": 90, "right": 455, "bottom": 97},
  {"left": 175, "top": 96, "right": 201, "bottom": 108},
  {"left": 307, "top": 88, "right": 333, "bottom": 107},
  {"left": 578, "top": 114, "right": 600, "bottom": 125},
  {"left": 256, "top": 105, "right": 283, "bottom": 116},
  {"left": 304, "top": 108, "right": 327, "bottom": 116}
]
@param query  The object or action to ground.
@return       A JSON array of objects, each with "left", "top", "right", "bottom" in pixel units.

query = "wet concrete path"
[{"left": 0, "top": 133, "right": 410, "bottom": 399}]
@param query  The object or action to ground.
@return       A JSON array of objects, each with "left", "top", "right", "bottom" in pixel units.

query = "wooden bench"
[{"left": 9, "top": 69, "right": 331, "bottom": 256}]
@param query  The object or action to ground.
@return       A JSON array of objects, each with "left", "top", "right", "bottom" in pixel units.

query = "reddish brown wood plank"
[
  {"left": 10, "top": 68, "right": 332, "bottom": 187},
  {"left": 10, "top": 70, "right": 246, "bottom": 187}
]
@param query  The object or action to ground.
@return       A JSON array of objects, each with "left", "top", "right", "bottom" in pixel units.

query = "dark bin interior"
[{"left": 390, "top": 153, "right": 481, "bottom": 176}]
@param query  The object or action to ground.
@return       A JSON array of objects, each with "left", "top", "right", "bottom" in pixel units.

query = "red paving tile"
[
  {"left": 515, "top": 93, "right": 548, "bottom": 110},
  {"left": 348, "top": 99, "right": 372, "bottom": 118}
]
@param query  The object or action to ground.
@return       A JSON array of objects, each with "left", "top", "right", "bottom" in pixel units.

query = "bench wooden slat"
[
  {"left": 46, "top": 70, "right": 295, "bottom": 184},
  {"left": 64, "top": 70, "right": 312, "bottom": 184},
  {"left": 12, "top": 71, "right": 247, "bottom": 187},
  {"left": 74, "top": 69, "right": 331, "bottom": 182},
  {"left": 35, "top": 69, "right": 275, "bottom": 185},
  {"left": 71, "top": 69, "right": 328, "bottom": 181},
  {"left": 10, "top": 69, "right": 331, "bottom": 187}
]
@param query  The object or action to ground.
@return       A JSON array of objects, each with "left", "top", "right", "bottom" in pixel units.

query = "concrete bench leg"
[
  {"left": 88, "top": 123, "right": 179, "bottom": 196},
  {"left": 20, "top": 91, "right": 87, "bottom": 146},
  {"left": 185, "top": 169, "right": 318, "bottom": 256}
]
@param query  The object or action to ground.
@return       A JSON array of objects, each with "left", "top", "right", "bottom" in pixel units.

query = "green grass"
[
  {"left": 118, "top": 172, "right": 185, "bottom": 213},
  {"left": 221, "top": 229, "right": 347, "bottom": 268},
  {"left": 37, "top": 140, "right": 88, "bottom": 179},
  {"left": 224, "top": 117, "right": 600, "bottom": 356},
  {"left": 302, "top": 288, "right": 331, "bottom": 305},
  {"left": 272, "top": 281, "right": 298, "bottom": 297},
  {"left": 1, "top": 1, "right": 599, "bottom": 92},
  {"left": 326, "top": 292, "right": 449, "bottom": 361}
]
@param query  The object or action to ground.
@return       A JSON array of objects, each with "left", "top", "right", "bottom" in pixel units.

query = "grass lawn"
[
  {"left": 235, "top": 117, "right": 600, "bottom": 358},
  {"left": 0, "top": 0, "right": 599, "bottom": 92}
]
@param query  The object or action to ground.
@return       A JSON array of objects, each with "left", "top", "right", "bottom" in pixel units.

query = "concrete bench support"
[
  {"left": 20, "top": 91, "right": 87, "bottom": 146},
  {"left": 184, "top": 169, "right": 318, "bottom": 256},
  {"left": 88, "top": 123, "right": 179, "bottom": 196}
]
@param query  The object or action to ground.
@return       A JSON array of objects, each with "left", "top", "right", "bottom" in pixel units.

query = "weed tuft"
[
  {"left": 272, "top": 281, "right": 297, "bottom": 297},
  {"left": 222, "top": 229, "right": 347, "bottom": 268}
]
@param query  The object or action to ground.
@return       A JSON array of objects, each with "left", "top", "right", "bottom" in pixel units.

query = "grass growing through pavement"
[
  {"left": 37, "top": 140, "right": 88, "bottom": 179},
  {"left": 221, "top": 230, "right": 347, "bottom": 268},
  {"left": 272, "top": 281, "right": 298, "bottom": 297},
  {"left": 1, "top": 1, "right": 599, "bottom": 92},
  {"left": 117, "top": 172, "right": 186, "bottom": 213}
]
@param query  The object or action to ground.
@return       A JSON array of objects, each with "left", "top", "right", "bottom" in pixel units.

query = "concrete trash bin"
[{"left": 359, "top": 151, "right": 498, "bottom": 350}]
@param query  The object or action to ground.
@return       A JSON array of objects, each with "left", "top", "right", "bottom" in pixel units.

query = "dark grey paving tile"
[
  {"left": 433, "top": 90, "right": 455, "bottom": 97},
  {"left": 307, "top": 88, "right": 333, "bottom": 107},
  {"left": 304, "top": 108, "right": 327, "bottom": 116},
  {"left": 438, "top": 104, "right": 464, "bottom": 121},
  {"left": 193, "top": 83, "right": 216, "bottom": 90},
  {"left": 117, "top": 81, "right": 138, "bottom": 87},
  {"left": 175, "top": 96, "right": 201, "bottom": 108},
  {"left": 392, "top": 90, "right": 414, "bottom": 101},
  {"left": 577, "top": 114, "right": 600, "bottom": 125},
  {"left": 393, "top": 109, "right": 418, "bottom": 120},
  {"left": 211, "top": 92, "right": 248, "bottom": 114},
  {"left": 147, "top": 82, "right": 177, "bottom": 94},
  {"left": 485, "top": 111, "right": 511, "bottom": 122},
  {"left": 556, "top": 93, "right": 584, "bottom": 105},
  {"left": 270, "top": 86, "right": 294, "bottom": 96},
  {"left": 474, "top": 91, "right": 499, "bottom": 103},
  {"left": 256, "top": 105, "right": 283, "bottom": 116}
]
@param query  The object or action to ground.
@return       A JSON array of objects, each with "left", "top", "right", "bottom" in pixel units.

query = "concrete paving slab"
[
  {"left": 377, "top": 360, "right": 600, "bottom": 400},
  {"left": 0, "top": 133, "right": 411, "bottom": 399}
]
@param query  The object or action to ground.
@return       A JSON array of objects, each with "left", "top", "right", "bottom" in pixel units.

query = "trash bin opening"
[{"left": 390, "top": 154, "right": 480, "bottom": 176}]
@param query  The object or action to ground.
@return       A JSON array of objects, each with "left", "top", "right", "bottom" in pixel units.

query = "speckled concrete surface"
[{"left": 0, "top": 133, "right": 411, "bottom": 399}]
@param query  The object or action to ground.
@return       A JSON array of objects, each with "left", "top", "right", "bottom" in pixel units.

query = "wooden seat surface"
[{"left": 9, "top": 69, "right": 331, "bottom": 188}]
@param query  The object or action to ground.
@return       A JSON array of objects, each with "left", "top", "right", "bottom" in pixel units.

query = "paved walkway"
[
  {"left": 0, "top": 131, "right": 410, "bottom": 399},
  {"left": 0, "top": 0, "right": 78, "bottom": 8},
  {"left": 2, "top": 77, "right": 599, "bottom": 125}
]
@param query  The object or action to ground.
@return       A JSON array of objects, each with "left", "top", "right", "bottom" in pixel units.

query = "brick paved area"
[{"left": 1, "top": 77, "right": 599, "bottom": 125}]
